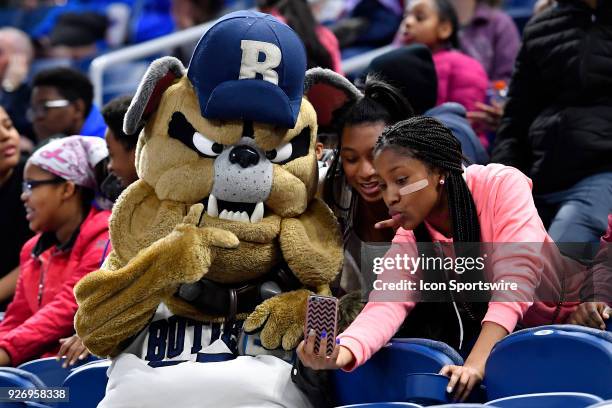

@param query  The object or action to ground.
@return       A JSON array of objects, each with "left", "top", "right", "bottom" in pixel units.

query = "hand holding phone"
[{"left": 304, "top": 294, "right": 338, "bottom": 356}]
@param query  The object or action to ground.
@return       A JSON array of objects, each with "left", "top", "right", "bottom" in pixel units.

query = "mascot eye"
[
  {"left": 193, "top": 132, "right": 223, "bottom": 157},
  {"left": 266, "top": 142, "right": 292, "bottom": 164},
  {"left": 265, "top": 126, "right": 311, "bottom": 165},
  {"left": 169, "top": 112, "right": 223, "bottom": 158}
]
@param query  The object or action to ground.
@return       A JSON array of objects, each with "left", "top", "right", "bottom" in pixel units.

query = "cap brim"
[{"left": 201, "top": 80, "right": 302, "bottom": 129}]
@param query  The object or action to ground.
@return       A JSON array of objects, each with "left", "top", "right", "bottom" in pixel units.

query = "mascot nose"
[{"left": 229, "top": 145, "right": 260, "bottom": 168}]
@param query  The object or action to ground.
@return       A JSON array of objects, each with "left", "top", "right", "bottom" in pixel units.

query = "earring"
[{"left": 439, "top": 179, "right": 445, "bottom": 185}]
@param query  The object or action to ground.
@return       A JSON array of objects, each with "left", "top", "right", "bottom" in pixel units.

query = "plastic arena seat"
[
  {"left": 0, "top": 367, "right": 45, "bottom": 388},
  {"left": 18, "top": 356, "right": 98, "bottom": 387},
  {"left": 334, "top": 338, "right": 463, "bottom": 405},
  {"left": 61, "top": 359, "right": 111, "bottom": 408},
  {"left": 484, "top": 325, "right": 612, "bottom": 400},
  {"left": 485, "top": 392, "right": 603, "bottom": 408},
  {"left": 337, "top": 403, "right": 423, "bottom": 408}
]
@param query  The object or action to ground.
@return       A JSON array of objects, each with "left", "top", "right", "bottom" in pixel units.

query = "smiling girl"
[{"left": 0, "top": 136, "right": 110, "bottom": 366}]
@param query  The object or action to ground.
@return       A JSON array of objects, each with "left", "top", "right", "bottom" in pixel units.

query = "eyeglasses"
[
  {"left": 22, "top": 177, "right": 65, "bottom": 195},
  {"left": 26, "top": 99, "right": 71, "bottom": 121}
]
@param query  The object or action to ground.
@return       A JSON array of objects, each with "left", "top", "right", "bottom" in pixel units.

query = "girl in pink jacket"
[
  {"left": 399, "top": 0, "right": 488, "bottom": 114},
  {"left": 297, "top": 117, "right": 579, "bottom": 402}
]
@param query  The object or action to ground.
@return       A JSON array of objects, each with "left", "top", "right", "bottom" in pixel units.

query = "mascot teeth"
[
  {"left": 207, "top": 194, "right": 219, "bottom": 217},
  {"left": 209, "top": 195, "right": 264, "bottom": 223},
  {"left": 250, "top": 202, "right": 264, "bottom": 223}
]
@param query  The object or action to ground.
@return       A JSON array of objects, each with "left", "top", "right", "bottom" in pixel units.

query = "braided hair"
[{"left": 374, "top": 116, "right": 480, "bottom": 243}]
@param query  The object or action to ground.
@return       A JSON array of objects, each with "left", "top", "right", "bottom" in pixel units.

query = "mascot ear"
[
  {"left": 124, "top": 56, "right": 186, "bottom": 135},
  {"left": 304, "top": 67, "right": 362, "bottom": 128}
]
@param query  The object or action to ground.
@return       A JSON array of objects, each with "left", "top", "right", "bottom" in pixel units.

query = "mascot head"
[{"left": 124, "top": 10, "right": 319, "bottom": 224}]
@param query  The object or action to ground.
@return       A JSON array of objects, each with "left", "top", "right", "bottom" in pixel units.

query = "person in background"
[
  {"left": 366, "top": 44, "right": 488, "bottom": 164},
  {"left": 449, "top": 0, "right": 520, "bottom": 83},
  {"left": 101, "top": 95, "right": 140, "bottom": 189},
  {"left": 491, "top": 0, "right": 612, "bottom": 260},
  {"left": 448, "top": 0, "right": 520, "bottom": 143},
  {"left": 0, "top": 106, "right": 32, "bottom": 311},
  {"left": 56, "top": 95, "right": 143, "bottom": 368},
  {"left": 0, "top": 28, "right": 35, "bottom": 145},
  {"left": 171, "top": 0, "right": 224, "bottom": 65},
  {"left": 0, "top": 136, "right": 110, "bottom": 367},
  {"left": 258, "top": 0, "right": 343, "bottom": 73},
  {"left": 29, "top": 67, "right": 106, "bottom": 143},
  {"left": 398, "top": 0, "right": 489, "bottom": 120}
]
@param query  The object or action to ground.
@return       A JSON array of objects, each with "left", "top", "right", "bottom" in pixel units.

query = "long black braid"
[{"left": 375, "top": 116, "right": 488, "bottom": 350}]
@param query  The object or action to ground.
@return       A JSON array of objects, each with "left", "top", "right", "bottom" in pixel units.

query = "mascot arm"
[
  {"left": 244, "top": 199, "right": 343, "bottom": 350},
  {"left": 75, "top": 205, "right": 239, "bottom": 357}
]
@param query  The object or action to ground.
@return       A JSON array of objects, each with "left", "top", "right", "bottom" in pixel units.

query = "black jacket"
[{"left": 491, "top": 0, "right": 612, "bottom": 194}]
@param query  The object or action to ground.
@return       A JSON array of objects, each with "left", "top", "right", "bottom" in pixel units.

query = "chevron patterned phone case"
[{"left": 305, "top": 295, "right": 338, "bottom": 356}]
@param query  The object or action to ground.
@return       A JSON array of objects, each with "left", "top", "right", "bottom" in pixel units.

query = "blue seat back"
[
  {"left": 18, "top": 357, "right": 80, "bottom": 387},
  {"left": 334, "top": 338, "right": 463, "bottom": 405},
  {"left": 485, "top": 325, "right": 612, "bottom": 400},
  {"left": 61, "top": 360, "right": 111, "bottom": 408},
  {"left": 486, "top": 392, "right": 603, "bottom": 408}
]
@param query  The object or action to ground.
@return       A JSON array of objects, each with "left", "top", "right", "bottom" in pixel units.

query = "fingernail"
[
  {"left": 336, "top": 338, "right": 340, "bottom": 344},
  {"left": 308, "top": 329, "right": 315, "bottom": 336},
  {"left": 321, "top": 330, "right": 327, "bottom": 338},
  {"left": 447, "top": 386, "right": 453, "bottom": 393},
  {"left": 79, "top": 355, "right": 85, "bottom": 360}
]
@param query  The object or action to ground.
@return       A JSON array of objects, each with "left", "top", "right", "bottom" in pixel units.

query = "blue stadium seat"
[
  {"left": 485, "top": 392, "right": 603, "bottom": 408},
  {"left": 333, "top": 338, "right": 463, "bottom": 405},
  {"left": 18, "top": 356, "right": 98, "bottom": 387},
  {"left": 484, "top": 325, "right": 612, "bottom": 400},
  {"left": 0, "top": 368, "right": 45, "bottom": 389},
  {"left": 337, "top": 404, "right": 423, "bottom": 408},
  {"left": 61, "top": 359, "right": 111, "bottom": 408}
]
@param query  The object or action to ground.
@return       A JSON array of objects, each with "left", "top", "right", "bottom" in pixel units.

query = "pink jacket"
[
  {"left": 338, "top": 164, "right": 579, "bottom": 370},
  {"left": 433, "top": 49, "right": 488, "bottom": 113}
]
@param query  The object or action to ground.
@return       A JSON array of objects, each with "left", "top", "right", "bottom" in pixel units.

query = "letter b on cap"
[{"left": 239, "top": 40, "right": 281, "bottom": 85}]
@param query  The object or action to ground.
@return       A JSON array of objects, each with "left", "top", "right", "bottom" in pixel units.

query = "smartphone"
[{"left": 304, "top": 294, "right": 338, "bottom": 356}]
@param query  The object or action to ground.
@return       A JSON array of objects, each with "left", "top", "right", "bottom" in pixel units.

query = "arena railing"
[{"left": 89, "top": 20, "right": 398, "bottom": 107}]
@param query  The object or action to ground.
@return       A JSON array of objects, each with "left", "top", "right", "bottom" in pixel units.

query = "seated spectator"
[
  {"left": 56, "top": 95, "right": 143, "bottom": 368},
  {"left": 259, "top": 0, "right": 343, "bottom": 73},
  {"left": 366, "top": 45, "right": 488, "bottom": 164},
  {"left": 0, "top": 136, "right": 110, "bottom": 366},
  {"left": 43, "top": 12, "right": 109, "bottom": 61},
  {"left": 398, "top": 0, "right": 489, "bottom": 115},
  {"left": 0, "top": 106, "right": 32, "bottom": 311},
  {"left": 450, "top": 0, "right": 520, "bottom": 83},
  {"left": 29, "top": 67, "right": 106, "bottom": 143},
  {"left": 568, "top": 213, "right": 612, "bottom": 330},
  {"left": 101, "top": 95, "right": 141, "bottom": 189},
  {"left": 0, "top": 28, "right": 35, "bottom": 144},
  {"left": 491, "top": 0, "right": 612, "bottom": 260},
  {"left": 171, "top": 0, "right": 224, "bottom": 65},
  {"left": 332, "top": 0, "right": 403, "bottom": 58}
]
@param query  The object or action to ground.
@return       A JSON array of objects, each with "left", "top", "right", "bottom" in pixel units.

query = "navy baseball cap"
[{"left": 187, "top": 10, "right": 307, "bottom": 128}]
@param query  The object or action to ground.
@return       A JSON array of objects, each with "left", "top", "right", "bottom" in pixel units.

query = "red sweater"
[{"left": 0, "top": 207, "right": 110, "bottom": 366}]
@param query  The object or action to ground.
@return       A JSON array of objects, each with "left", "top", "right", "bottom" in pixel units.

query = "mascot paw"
[
  {"left": 244, "top": 289, "right": 310, "bottom": 350},
  {"left": 171, "top": 224, "right": 240, "bottom": 283}
]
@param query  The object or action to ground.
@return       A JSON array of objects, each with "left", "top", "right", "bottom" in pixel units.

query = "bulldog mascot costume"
[{"left": 74, "top": 10, "right": 349, "bottom": 407}]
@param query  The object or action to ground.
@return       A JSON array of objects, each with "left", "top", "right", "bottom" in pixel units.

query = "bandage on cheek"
[{"left": 399, "top": 179, "right": 429, "bottom": 196}]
